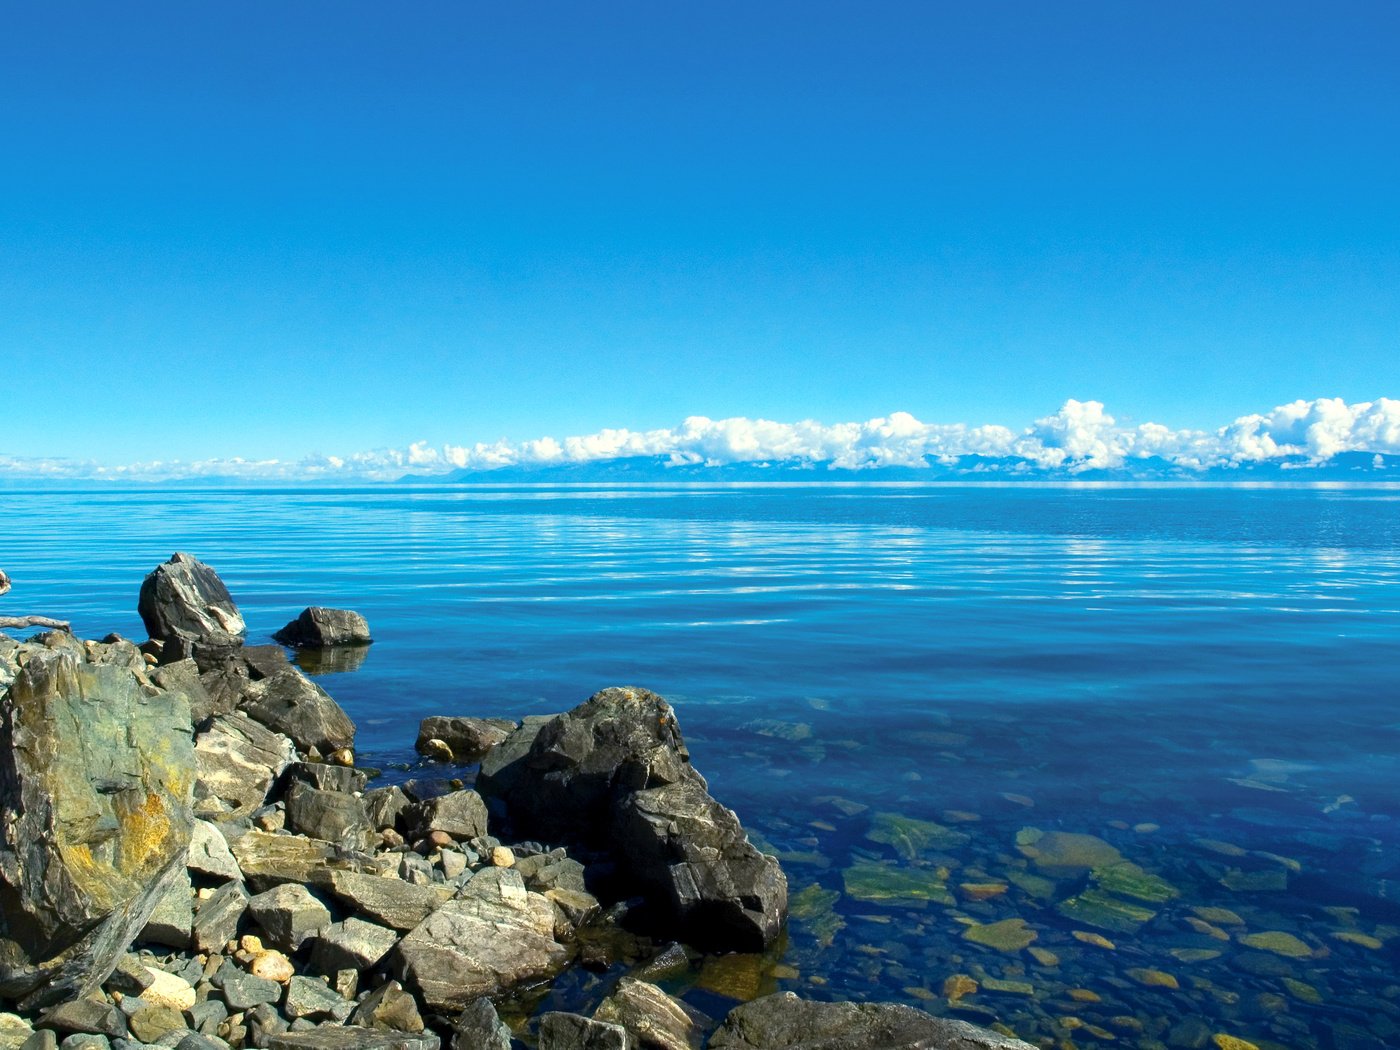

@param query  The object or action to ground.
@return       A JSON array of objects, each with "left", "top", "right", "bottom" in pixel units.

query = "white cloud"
[{"left": 5, "top": 397, "right": 1400, "bottom": 484}]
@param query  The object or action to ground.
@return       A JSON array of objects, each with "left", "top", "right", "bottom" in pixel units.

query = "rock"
[
  {"left": 0, "top": 646, "right": 196, "bottom": 1008},
  {"left": 138, "top": 553, "right": 246, "bottom": 657},
  {"left": 249, "top": 948, "right": 296, "bottom": 983},
  {"left": 241, "top": 670, "right": 355, "bottom": 755},
  {"left": 283, "top": 976, "right": 354, "bottom": 1023},
  {"left": 150, "top": 661, "right": 223, "bottom": 725},
  {"left": 594, "top": 978, "right": 699, "bottom": 1050},
  {"left": 474, "top": 715, "right": 555, "bottom": 807},
  {"left": 21, "top": 1029, "right": 56, "bottom": 1050},
  {"left": 707, "top": 993, "right": 1038, "bottom": 1049},
  {"left": 141, "top": 869, "right": 195, "bottom": 949},
  {"left": 37, "top": 1001, "right": 126, "bottom": 1040},
  {"left": 450, "top": 999, "right": 511, "bottom": 1050},
  {"left": 186, "top": 1001, "right": 227, "bottom": 1035},
  {"left": 321, "top": 872, "right": 445, "bottom": 932},
  {"left": 244, "top": 1004, "right": 287, "bottom": 1046},
  {"left": 288, "top": 763, "right": 369, "bottom": 795},
  {"left": 127, "top": 1007, "right": 184, "bottom": 1045},
  {"left": 405, "top": 791, "right": 488, "bottom": 842},
  {"left": 103, "top": 956, "right": 154, "bottom": 997},
  {"left": 489, "top": 846, "right": 515, "bottom": 868},
  {"left": 57, "top": 1038, "right": 109, "bottom": 1050},
  {"left": 348, "top": 981, "right": 424, "bottom": 1033},
  {"left": 264, "top": 1028, "right": 439, "bottom": 1050},
  {"left": 390, "top": 867, "right": 568, "bottom": 1011},
  {"left": 307, "top": 918, "right": 400, "bottom": 977},
  {"left": 141, "top": 969, "right": 197, "bottom": 1011},
  {"left": 538, "top": 1014, "right": 630, "bottom": 1050},
  {"left": 230, "top": 832, "right": 370, "bottom": 894},
  {"left": 419, "top": 740, "right": 453, "bottom": 763},
  {"left": 364, "top": 788, "right": 412, "bottom": 833},
  {"left": 194, "top": 714, "right": 296, "bottom": 822},
  {"left": 284, "top": 782, "right": 374, "bottom": 850},
  {"left": 220, "top": 972, "right": 282, "bottom": 1011},
  {"left": 197, "top": 659, "right": 251, "bottom": 724},
  {"left": 414, "top": 718, "right": 516, "bottom": 763},
  {"left": 247, "top": 884, "right": 332, "bottom": 952},
  {"left": 0, "top": 1014, "right": 34, "bottom": 1050},
  {"left": 188, "top": 821, "right": 243, "bottom": 883},
  {"left": 273, "top": 608, "right": 372, "bottom": 649},
  {"left": 176, "top": 1035, "right": 227, "bottom": 1050}
]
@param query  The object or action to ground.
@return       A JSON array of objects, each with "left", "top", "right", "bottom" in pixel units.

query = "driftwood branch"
[{"left": 0, "top": 570, "right": 71, "bottom": 632}]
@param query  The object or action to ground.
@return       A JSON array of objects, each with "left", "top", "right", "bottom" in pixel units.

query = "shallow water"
[{"left": 4, "top": 485, "right": 1400, "bottom": 1048}]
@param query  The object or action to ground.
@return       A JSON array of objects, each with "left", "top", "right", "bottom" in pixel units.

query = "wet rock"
[
  {"left": 348, "top": 981, "right": 424, "bottom": 1033},
  {"left": 405, "top": 791, "right": 488, "bottom": 843},
  {"left": 538, "top": 1014, "right": 629, "bottom": 1050},
  {"left": 707, "top": 993, "right": 1038, "bottom": 1049},
  {"left": 479, "top": 687, "right": 786, "bottom": 952},
  {"left": 273, "top": 609, "right": 372, "bottom": 649},
  {"left": 241, "top": 669, "right": 355, "bottom": 756},
  {"left": 264, "top": 1028, "right": 439, "bottom": 1050},
  {"left": 193, "top": 882, "right": 250, "bottom": 953},
  {"left": 138, "top": 553, "right": 246, "bottom": 657},
  {"left": 594, "top": 978, "right": 700, "bottom": 1050},
  {"left": 450, "top": 999, "right": 511, "bottom": 1050},
  {"left": 391, "top": 867, "right": 568, "bottom": 1011},
  {"left": 247, "top": 884, "right": 332, "bottom": 952},
  {"left": 284, "top": 782, "right": 374, "bottom": 850},
  {"left": 37, "top": 1001, "right": 126, "bottom": 1041},
  {"left": 308, "top": 918, "right": 400, "bottom": 977},
  {"left": 194, "top": 713, "right": 296, "bottom": 822},
  {"left": 0, "top": 646, "right": 196, "bottom": 1008},
  {"left": 321, "top": 872, "right": 445, "bottom": 932},
  {"left": 414, "top": 718, "right": 516, "bottom": 764},
  {"left": 141, "top": 869, "right": 195, "bottom": 949},
  {"left": 283, "top": 976, "right": 354, "bottom": 1023}
]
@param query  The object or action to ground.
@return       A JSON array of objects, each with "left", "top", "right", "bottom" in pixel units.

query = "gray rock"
[
  {"left": 247, "top": 884, "right": 332, "bottom": 952},
  {"left": 477, "top": 687, "right": 786, "bottom": 953},
  {"left": 0, "top": 646, "right": 196, "bottom": 1008},
  {"left": 538, "top": 1014, "right": 629, "bottom": 1050},
  {"left": 390, "top": 867, "right": 567, "bottom": 1011},
  {"left": 526, "top": 856, "right": 588, "bottom": 895},
  {"left": 175, "top": 1035, "right": 227, "bottom": 1050},
  {"left": 188, "top": 822, "right": 243, "bottom": 883},
  {"left": 196, "top": 660, "right": 251, "bottom": 725},
  {"left": 414, "top": 718, "right": 516, "bottom": 764},
  {"left": 220, "top": 972, "right": 282, "bottom": 1012},
  {"left": 594, "top": 979, "right": 699, "bottom": 1050},
  {"left": 264, "top": 1028, "right": 438, "bottom": 1050},
  {"left": 474, "top": 715, "right": 555, "bottom": 808},
  {"left": 287, "top": 763, "right": 369, "bottom": 795},
  {"left": 450, "top": 999, "right": 510, "bottom": 1050},
  {"left": 241, "top": 669, "right": 355, "bottom": 755},
  {"left": 58, "top": 1038, "right": 110, "bottom": 1050},
  {"left": 184, "top": 1002, "right": 227, "bottom": 1036},
  {"left": 307, "top": 918, "right": 399, "bottom": 977},
  {"left": 127, "top": 1007, "right": 185, "bottom": 1045},
  {"left": 38, "top": 1001, "right": 126, "bottom": 1040},
  {"left": 194, "top": 714, "right": 295, "bottom": 823},
  {"left": 321, "top": 872, "right": 444, "bottom": 932},
  {"left": 405, "top": 791, "right": 488, "bottom": 843},
  {"left": 363, "top": 787, "right": 411, "bottom": 834},
  {"left": 104, "top": 955, "right": 156, "bottom": 996},
  {"left": 706, "top": 994, "right": 1038, "bottom": 1050},
  {"left": 282, "top": 976, "right": 354, "bottom": 1023},
  {"left": 138, "top": 553, "right": 246, "bottom": 656},
  {"left": 348, "top": 981, "right": 423, "bottom": 1033},
  {"left": 240, "top": 646, "right": 291, "bottom": 681},
  {"left": 21, "top": 1031, "right": 57, "bottom": 1050},
  {"left": 150, "top": 661, "right": 222, "bottom": 726},
  {"left": 244, "top": 1004, "right": 287, "bottom": 1047},
  {"left": 230, "top": 832, "right": 371, "bottom": 894},
  {"left": 192, "top": 882, "right": 249, "bottom": 954},
  {"left": 273, "top": 609, "right": 372, "bottom": 649},
  {"left": 284, "top": 782, "right": 374, "bottom": 850},
  {"left": 141, "top": 869, "right": 195, "bottom": 949}
]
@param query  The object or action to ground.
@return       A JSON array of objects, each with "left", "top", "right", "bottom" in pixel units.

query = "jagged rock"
[
  {"left": 186, "top": 1000, "right": 227, "bottom": 1036},
  {"left": 307, "top": 919, "right": 400, "bottom": 977},
  {"left": 450, "top": 999, "right": 511, "bottom": 1050},
  {"left": 126, "top": 1006, "right": 184, "bottom": 1044},
  {"left": 288, "top": 763, "right": 369, "bottom": 795},
  {"left": 247, "top": 884, "right": 332, "bottom": 952},
  {"left": 594, "top": 978, "right": 700, "bottom": 1050},
  {"left": 405, "top": 791, "right": 488, "bottom": 842},
  {"left": 245, "top": 1003, "right": 287, "bottom": 1046},
  {"left": 414, "top": 718, "right": 516, "bottom": 763},
  {"left": 284, "top": 782, "right": 374, "bottom": 850},
  {"left": 21, "top": 1029, "right": 58, "bottom": 1050},
  {"left": 193, "top": 882, "right": 250, "bottom": 953},
  {"left": 538, "top": 1014, "right": 629, "bottom": 1050},
  {"left": 475, "top": 715, "right": 556, "bottom": 810},
  {"left": 0, "top": 646, "right": 196, "bottom": 1008},
  {"left": 242, "top": 646, "right": 291, "bottom": 681},
  {"left": 391, "top": 867, "right": 568, "bottom": 1011},
  {"left": 706, "top": 993, "right": 1038, "bottom": 1050},
  {"left": 349, "top": 981, "right": 424, "bottom": 1033},
  {"left": 264, "top": 1028, "right": 439, "bottom": 1050},
  {"left": 194, "top": 713, "right": 295, "bottom": 822},
  {"left": 141, "top": 868, "right": 195, "bottom": 949},
  {"left": 477, "top": 687, "right": 786, "bottom": 952},
  {"left": 221, "top": 972, "right": 282, "bottom": 1011},
  {"left": 283, "top": 976, "right": 354, "bottom": 1023},
  {"left": 273, "top": 609, "right": 372, "bottom": 649},
  {"left": 188, "top": 821, "right": 243, "bottom": 882},
  {"left": 150, "top": 660, "right": 222, "bottom": 724},
  {"left": 0, "top": 1014, "right": 34, "bottom": 1050},
  {"left": 37, "top": 1001, "right": 126, "bottom": 1040},
  {"left": 363, "top": 787, "right": 412, "bottom": 833},
  {"left": 321, "top": 872, "right": 445, "bottom": 932},
  {"left": 241, "top": 670, "right": 355, "bottom": 755},
  {"left": 138, "top": 553, "right": 246, "bottom": 657},
  {"left": 229, "top": 832, "right": 371, "bottom": 894},
  {"left": 176, "top": 1034, "right": 227, "bottom": 1050},
  {"left": 103, "top": 956, "right": 154, "bottom": 997}
]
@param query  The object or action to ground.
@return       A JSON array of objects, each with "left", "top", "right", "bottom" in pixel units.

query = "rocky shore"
[{"left": 0, "top": 554, "right": 1032, "bottom": 1050}]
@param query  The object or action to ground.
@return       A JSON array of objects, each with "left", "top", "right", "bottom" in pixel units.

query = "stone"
[
  {"left": 490, "top": 846, "right": 515, "bottom": 868},
  {"left": 194, "top": 714, "right": 296, "bottom": 822},
  {"left": 538, "top": 1014, "right": 629, "bottom": 1050},
  {"left": 414, "top": 718, "right": 517, "bottom": 763},
  {"left": 1055, "top": 889, "right": 1156, "bottom": 933},
  {"left": 865, "top": 813, "right": 970, "bottom": 859},
  {"left": 287, "top": 762, "right": 369, "bottom": 795},
  {"left": 193, "top": 882, "right": 249, "bottom": 953},
  {"left": 126, "top": 1007, "right": 184, "bottom": 1044},
  {"left": 390, "top": 867, "right": 568, "bottom": 1011},
  {"left": 273, "top": 608, "right": 372, "bottom": 649},
  {"left": 1238, "top": 930, "right": 1313, "bottom": 957},
  {"left": 247, "top": 884, "right": 332, "bottom": 952},
  {"left": 241, "top": 669, "right": 355, "bottom": 755},
  {"left": 348, "top": 981, "right": 424, "bottom": 1033},
  {"left": 450, "top": 999, "right": 511, "bottom": 1050},
  {"left": 321, "top": 872, "right": 444, "bottom": 932},
  {"left": 185, "top": 1001, "right": 227, "bottom": 1035},
  {"left": 283, "top": 976, "right": 354, "bottom": 1023},
  {"left": 707, "top": 993, "right": 1037, "bottom": 1049},
  {"left": 1015, "top": 828, "right": 1122, "bottom": 873},
  {"left": 841, "top": 862, "right": 953, "bottom": 907},
  {"left": 249, "top": 949, "right": 296, "bottom": 983},
  {"left": 37, "top": 1001, "right": 126, "bottom": 1040},
  {"left": 150, "top": 660, "right": 223, "bottom": 726},
  {"left": 264, "top": 1029, "right": 439, "bottom": 1050},
  {"left": 594, "top": 978, "right": 698, "bottom": 1050},
  {"left": 231, "top": 832, "right": 370, "bottom": 894},
  {"left": 284, "top": 782, "right": 374, "bottom": 850},
  {"left": 0, "top": 645, "right": 196, "bottom": 1008},
  {"left": 21, "top": 1031, "right": 57, "bottom": 1050},
  {"left": 175, "top": 1035, "right": 226, "bottom": 1050},
  {"left": 364, "top": 787, "right": 412, "bottom": 834},
  {"left": 419, "top": 739, "right": 454, "bottom": 763},
  {"left": 141, "top": 969, "right": 197, "bottom": 1011},
  {"left": 243, "top": 1005, "right": 287, "bottom": 1047},
  {"left": 220, "top": 972, "right": 282, "bottom": 1011},
  {"left": 962, "top": 918, "right": 1037, "bottom": 953},
  {"left": 308, "top": 918, "right": 400, "bottom": 977},
  {"left": 406, "top": 791, "right": 488, "bottom": 842},
  {"left": 188, "top": 822, "right": 243, "bottom": 883},
  {"left": 0, "top": 1014, "right": 34, "bottom": 1050},
  {"left": 57, "top": 1038, "right": 109, "bottom": 1050},
  {"left": 103, "top": 956, "right": 154, "bottom": 997},
  {"left": 138, "top": 553, "right": 246, "bottom": 656},
  {"left": 142, "top": 868, "right": 195, "bottom": 949}
]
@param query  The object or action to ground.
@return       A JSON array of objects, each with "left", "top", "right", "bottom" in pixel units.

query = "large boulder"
[
  {"left": 0, "top": 644, "right": 196, "bottom": 1008},
  {"left": 274, "top": 608, "right": 372, "bottom": 649},
  {"left": 137, "top": 553, "right": 245, "bottom": 657},
  {"left": 241, "top": 668, "right": 356, "bottom": 755},
  {"left": 414, "top": 717, "right": 516, "bottom": 764},
  {"left": 477, "top": 687, "right": 786, "bottom": 952},
  {"left": 194, "top": 712, "right": 296, "bottom": 822},
  {"left": 707, "top": 994, "right": 1036, "bottom": 1050}
]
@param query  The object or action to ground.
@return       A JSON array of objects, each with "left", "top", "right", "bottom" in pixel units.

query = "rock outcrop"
[
  {"left": 138, "top": 553, "right": 246, "bottom": 659},
  {"left": 274, "top": 608, "right": 372, "bottom": 649}
]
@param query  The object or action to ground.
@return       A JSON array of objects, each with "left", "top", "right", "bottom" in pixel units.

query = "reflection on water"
[{"left": 3, "top": 485, "right": 1400, "bottom": 1048}]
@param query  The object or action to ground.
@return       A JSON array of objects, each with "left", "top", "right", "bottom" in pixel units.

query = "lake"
[{"left": 4, "top": 484, "right": 1399, "bottom": 1048}]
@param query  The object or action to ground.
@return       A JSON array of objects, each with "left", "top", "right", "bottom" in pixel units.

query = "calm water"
[{"left": 5, "top": 485, "right": 1400, "bottom": 1049}]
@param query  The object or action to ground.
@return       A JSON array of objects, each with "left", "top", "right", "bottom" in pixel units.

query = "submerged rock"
[
  {"left": 274, "top": 608, "right": 373, "bottom": 650},
  {"left": 138, "top": 553, "right": 246, "bottom": 658},
  {"left": 414, "top": 717, "right": 516, "bottom": 763}
]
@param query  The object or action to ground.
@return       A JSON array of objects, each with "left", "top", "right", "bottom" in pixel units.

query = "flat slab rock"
[
  {"left": 708, "top": 994, "right": 1037, "bottom": 1050},
  {"left": 264, "top": 1027, "right": 438, "bottom": 1050}
]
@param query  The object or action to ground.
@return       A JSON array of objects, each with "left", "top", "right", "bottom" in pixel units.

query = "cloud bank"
[{"left": 4, "top": 398, "right": 1400, "bottom": 484}]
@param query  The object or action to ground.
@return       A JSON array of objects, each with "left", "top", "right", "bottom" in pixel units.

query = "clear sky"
[{"left": 2, "top": 1, "right": 1397, "bottom": 469}]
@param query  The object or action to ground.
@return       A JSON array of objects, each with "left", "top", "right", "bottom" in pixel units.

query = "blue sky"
[{"left": 2, "top": 2, "right": 1398, "bottom": 475}]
